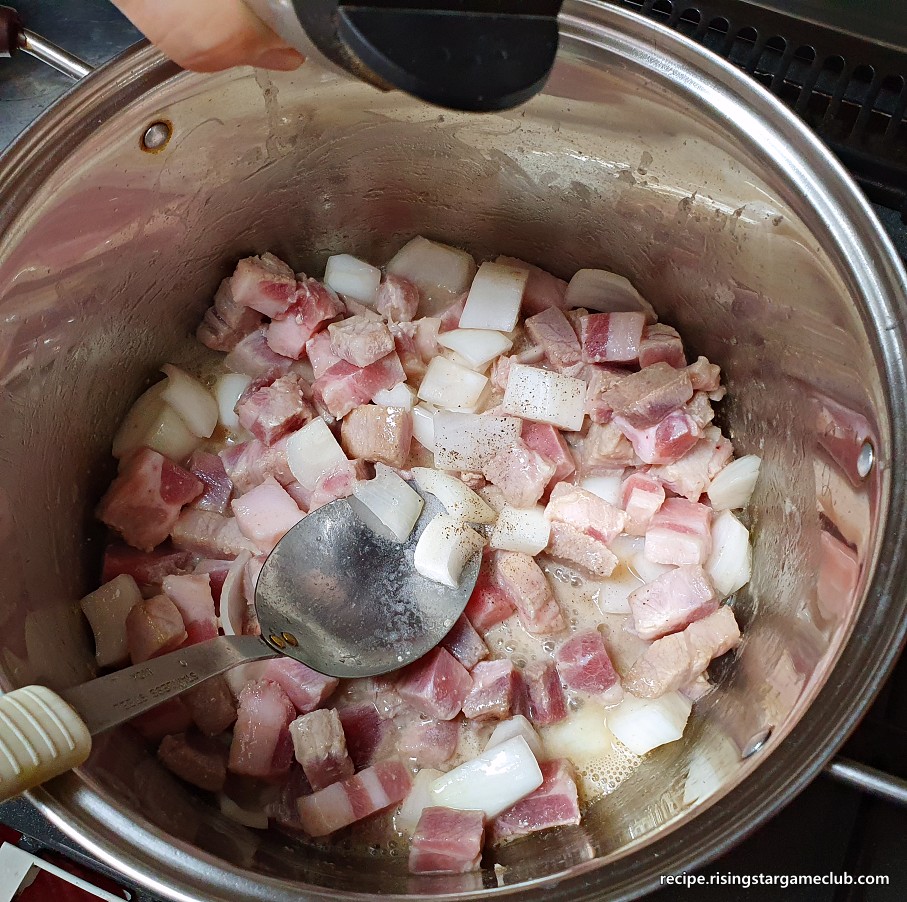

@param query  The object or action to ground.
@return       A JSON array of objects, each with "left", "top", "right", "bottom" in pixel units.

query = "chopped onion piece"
[
  {"left": 286, "top": 418, "right": 349, "bottom": 490},
  {"left": 161, "top": 364, "right": 219, "bottom": 438},
  {"left": 219, "top": 551, "right": 252, "bottom": 637},
  {"left": 437, "top": 328, "right": 513, "bottom": 368},
  {"left": 354, "top": 465, "right": 424, "bottom": 542},
  {"left": 372, "top": 382, "right": 416, "bottom": 410},
  {"left": 223, "top": 662, "right": 268, "bottom": 699},
  {"left": 707, "top": 455, "right": 762, "bottom": 511},
  {"left": 458, "top": 262, "right": 527, "bottom": 332},
  {"left": 111, "top": 380, "right": 201, "bottom": 462},
  {"left": 564, "top": 269, "right": 656, "bottom": 321},
  {"left": 323, "top": 253, "right": 381, "bottom": 306},
  {"left": 609, "top": 534, "right": 644, "bottom": 563},
  {"left": 594, "top": 567, "right": 640, "bottom": 614},
  {"left": 395, "top": 768, "right": 443, "bottom": 834},
  {"left": 581, "top": 473, "right": 624, "bottom": 506},
  {"left": 386, "top": 236, "right": 477, "bottom": 311},
  {"left": 485, "top": 715, "right": 544, "bottom": 760},
  {"left": 411, "top": 404, "right": 437, "bottom": 453},
  {"left": 490, "top": 504, "right": 550, "bottom": 555},
  {"left": 412, "top": 467, "right": 497, "bottom": 524},
  {"left": 214, "top": 372, "right": 252, "bottom": 432},
  {"left": 219, "top": 794, "right": 269, "bottom": 829},
  {"left": 413, "top": 513, "right": 485, "bottom": 588},
  {"left": 606, "top": 691, "right": 691, "bottom": 756},
  {"left": 629, "top": 551, "right": 674, "bottom": 584},
  {"left": 430, "top": 736, "right": 543, "bottom": 818},
  {"left": 433, "top": 411, "right": 522, "bottom": 471},
  {"left": 706, "top": 510, "right": 751, "bottom": 597},
  {"left": 79, "top": 574, "right": 142, "bottom": 668},
  {"left": 541, "top": 702, "right": 611, "bottom": 764},
  {"left": 417, "top": 357, "right": 488, "bottom": 410},
  {"left": 502, "top": 363, "right": 586, "bottom": 431}
]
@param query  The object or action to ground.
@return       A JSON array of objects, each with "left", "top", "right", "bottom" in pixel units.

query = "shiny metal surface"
[
  {"left": 18, "top": 28, "right": 93, "bottom": 80},
  {"left": 59, "top": 637, "right": 276, "bottom": 736},
  {"left": 256, "top": 485, "right": 480, "bottom": 678},
  {"left": 0, "top": 2, "right": 906, "bottom": 899},
  {"left": 825, "top": 758, "right": 907, "bottom": 808}
]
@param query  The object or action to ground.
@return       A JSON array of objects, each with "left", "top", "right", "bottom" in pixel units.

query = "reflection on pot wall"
[{"left": 0, "top": 9, "right": 884, "bottom": 895}]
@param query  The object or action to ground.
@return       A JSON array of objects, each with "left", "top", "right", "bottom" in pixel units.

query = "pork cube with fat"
[
  {"left": 555, "top": 630, "right": 621, "bottom": 698},
  {"left": 491, "top": 759, "right": 580, "bottom": 843},
  {"left": 496, "top": 256, "right": 568, "bottom": 315},
  {"left": 182, "top": 676, "right": 238, "bottom": 736},
  {"left": 162, "top": 572, "right": 218, "bottom": 645},
  {"left": 340, "top": 404, "right": 413, "bottom": 468},
  {"left": 580, "top": 312, "right": 646, "bottom": 364},
  {"left": 258, "top": 658, "right": 339, "bottom": 713},
  {"left": 158, "top": 732, "right": 228, "bottom": 792},
  {"left": 580, "top": 421, "right": 638, "bottom": 471},
  {"left": 620, "top": 472, "right": 666, "bottom": 536},
  {"left": 79, "top": 574, "right": 142, "bottom": 669},
  {"left": 397, "top": 647, "right": 473, "bottom": 721},
  {"left": 462, "top": 659, "right": 521, "bottom": 721},
  {"left": 228, "top": 679, "right": 296, "bottom": 778},
  {"left": 266, "top": 279, "right": 345, "bottom": 359},
  {"left": 130, "top": 697, "right": 193, "bottom": 743},
  {"left": 521, "top": 422, "right": 576, "bottom": 487},
  {"left": 645, "top": 498, "right": 712, "bottom": 566},
  {"left": 628, "top": 564, "right": 719, "bottom": 640},
  {"left": 625, "top": 606, "right": 741, "bottom": 698},
  {"left": 376, "top": 274, "right": 420, "bottom": 322},
  {"left": 219, "top": 438, "right": 294, "bottom": 493},
  {"left": 483, "top": 441, "right": 556, "bottom": 508},
  {"left": 494, "top": 552, "right": 565, "bottom": 635},
  {"left": 126, "top": 595, "right": 188, "bottom": 664},
  {"left": 397, "top": 717, "right": 459, "bottom": 768},
  {"left": 313, "top": 353, "right": 406, "bottom": 419},
  {"left": 525, "top": 306, "right": 582, "bottom": 373},
  {"left": 649, "top": 426, "right": 732, "bottom": 502},
  {"left": 615, "top": 410, "right": 701, "bottom": 466},
  {"left": 602, "top": 362, "right": 694, "bottom": 428},
  {"left": 329, "top": 316, "right": 395, "bottom": 367},
  {"left": 171, "top": 509, "right": 258, "bottom": 559},
  {"left": 546, "top": 522, "right": 619, "bottom": 578},
  {"left": 196, "top": 277, "right": 264, "bottom": 352},
  {"left": 686, "top": 356, "right": 721, "bottom": 392},
  {"left": 545, "top": 482, "right": 626, "bottom": 545},
  {"left": 101, "top": 542, "right": 191, "bottom": 590},
  {"left": 231, "top": 477, "right": 304, "bottom": 554},
  {"left": 409, "top": 807, "right": 485, "bottom": 875},
  {"left": 638, "top": 323, "right": 686, "bottom": 369},
  {"left": 584, "top": 365, "right": 627, "bottom": 424},
  {"left": 441, "top": 614, "right": 489, "bottom": 670},
  {"left": 338, "top": 703, "right": 394, "bottom": 769},
  {"left": 236, "top": 373, "right": 314, "bottom": 445},
  {"left": 225, "top": 329, "right": 295, "bottom": 379},
  {"left": 464, "top": 559, "right": 517, "bottom": 634},
  {"left": 97, "top": 448, "right": 204, "bottom": 552},
  {"left": 229, "top": 253, "right": 297, "bottom": 318},
  {"left": 189, "top": 451, "right": 234, "bottom": 514},
  {"left": 290, "top": 708, "right": 355, "bottom": 791},
  {"left": 306, "top": 330, "right": 342, "bottom": 379},
  {"left": 521, "top": 661, "right": 568, "bottom": 726}
]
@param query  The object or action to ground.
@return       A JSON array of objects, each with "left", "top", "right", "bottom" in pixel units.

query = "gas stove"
[{"left": 1, "top": 1, "right": 906, "bottom": 900}]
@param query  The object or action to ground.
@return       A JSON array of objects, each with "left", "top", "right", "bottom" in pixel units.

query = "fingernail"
[{"left": 254, "top": 48, "right": 305, "bottom": 71}]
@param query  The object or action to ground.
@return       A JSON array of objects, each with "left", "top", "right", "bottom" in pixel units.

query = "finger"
[{"left": 112, "top": 0, "right": 304, "bottom": 72}]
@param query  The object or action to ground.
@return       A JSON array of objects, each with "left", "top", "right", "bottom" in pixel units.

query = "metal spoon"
[{"left": 0, "top": 484, "right": 480, "bottom": 800}]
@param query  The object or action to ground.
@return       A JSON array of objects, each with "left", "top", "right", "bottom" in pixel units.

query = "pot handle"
[{"left": 0, "top": 5, "right": 93, "bottom": 80}]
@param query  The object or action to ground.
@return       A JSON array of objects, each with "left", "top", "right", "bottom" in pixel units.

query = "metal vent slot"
[{"left": 613, "top": 0, "right": 907, "bottom": 218}]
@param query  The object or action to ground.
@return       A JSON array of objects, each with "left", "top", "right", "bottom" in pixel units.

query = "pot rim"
[{"left": 3, "top": 3, "right": 907, "bottom": 900}]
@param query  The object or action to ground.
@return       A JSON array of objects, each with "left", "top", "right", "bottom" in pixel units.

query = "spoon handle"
[{"left": 0, "top": 636, "right": 277, "bottom": 802}]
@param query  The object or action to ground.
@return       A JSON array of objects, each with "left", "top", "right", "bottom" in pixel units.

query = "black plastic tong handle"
[{"left": 291, "top": 0, "right": 563, "bottom": 111}]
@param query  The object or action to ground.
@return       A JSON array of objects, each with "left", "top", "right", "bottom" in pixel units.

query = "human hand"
[{"left": 112, "top": 0, "right": 304, "bottom": 72}]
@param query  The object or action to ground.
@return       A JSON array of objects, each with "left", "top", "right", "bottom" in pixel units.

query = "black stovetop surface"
[{"left": 2, "top": 1, "right": 906, "bottom": 900}]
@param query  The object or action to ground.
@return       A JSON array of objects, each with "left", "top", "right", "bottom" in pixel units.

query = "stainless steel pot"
[{"left": 1, "top": 3, "right": 906, "bottom": 899}]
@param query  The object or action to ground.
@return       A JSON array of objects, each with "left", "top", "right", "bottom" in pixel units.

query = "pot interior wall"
[{"left": 0, "top": 9, "right": 885, "bottom": 898}]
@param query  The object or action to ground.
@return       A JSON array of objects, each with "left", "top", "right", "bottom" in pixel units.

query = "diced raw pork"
[
  {"left": 628, "top": 564, "right": 719, "bottom": 640},
  {"left": 580, "top": 312, "right": 646, "bottom": 364},
  {"left": 266, "top": 279, "right": 345, "bottom": 359},
  {"left": 521, "top": 661, "right": 568, "bottom": 726},
  {"left": 130, "top": 697, "right": 193, "bottom": 742},
  {"left": 183, "top": 676, "right": 237, "bottom": 736},
  {"left": 648, "top": 426, "right": 733, "bottom": 501},
  {"left": 313, "top": 352, "right": 406, "bottom": 419},
  {"left": 496, "top": 256, "right": 568, "bottom": 315},
  {"left": 267, "top": 765, "right": 313, "bottom": 831},
  {"left": 494, "top": 552, "right": 565, "bottom": 635},
  {"left": 376, "top": 274, "right": 420, "bottom": 322},
  {"left": 491, "top": 759, "right": 580, "bottom": 843},
  {"left": 462, "top": 659, "right": 520, "bottom": 721},
  {"left": 555, "top": 630, "right": 620, "bottom": 696},
  {"left": 390, "top": 319, "right": 440, "bottom": 382},
  {"left": 229, "top": 253, "right": 296, "bottom": 318},
  {"left": 225, "top": 329, "right": 294, "bottom": 379},
  {"left": 236, "top": 373, "right": 314, "bottom": 445},
  {"left": 228, "top": 679, "right": 296, "bottom": 778},
  {"left": 441, "top": 615, "right": 489, "bottom": 670},
  {"left": 296, "top": 758, "right": 412, "bottom": 837},
  {"left": 189, "top": 451, "right": 233, "bottom": 514},
  {"left": 483, "top": 441, "right": 555, "bottom": 508},
  {"left": 584, "top": 365, "right": 627, "bottom": 424},
  {"left": 171, "top": 509, "right": 258, "bottom": 558},
  {"left": 545, "top": 482, "right": 626, "bottom": 545},
  {"left": 438, "top": 295, "right": 468, "bottom": 332},
  {"left": 219, "top": 437, "right": 294, "bottom": 493},
  {"left": 614, "top": 410, "right": 701, "bottom": 466},
  {"left": 305, "top": 330, "right": 342, "bottom": 380},
  {"left": 409, "top": 807, "right": 485, "bottom": 874},
  {"left": 396, "top": 647, "right": 473, "bottom": 721},
  {"left": 162, "top": 572, "right": 218, "bottom": 644},
  {"left": 231, "top": 476, "right": 304, "bottom": 553},
  {"left": 686, "top": 356, "right": 721, "bottom": 392},
  {"left": 340, "top": 404, "right": 413, "bottom": 468},
  {"left": 196, "top": 277, "right": 264, "bottom": 352},
  {"left": 97, "top": 448, "right": 204, "bottom": 552},
  {"left": 638, "top": 323, "right": 686, "bottom": 369},
  {"left": 305, "top": 463, "right": 359, "bottom": 512},
  {"left": 290, "top": 708, "right": 355, "bottom": 791},
  {"left": 546, "top": 522, "right": 619, "bottom": 577},
  {"left": 194, "top": 558, "right": 231, "bottom": 604},
  {"left": 397, "top": 717, "right": 459, "bottom": 768},
  {"left": 158, "top": 732, "right": 228, "bottom": 792},
  {"left": 581, "top": 422, "right": 638, "bottom": 471},
  {"left": 258, "top": 658, "right": 340, "bottom": 714},
  {"left": 521, "top": 422, "right": 576, "bottom": 488},
  {"left": 126, "top": 594, "right": 188, "bottom": 664},
  {"left": 102, "top": 542, "right": 190, "bottom": 588},
  {"left": 685, "top": 391, "right": 716, "bottom": 430},
  {"left": 525, "top": 307, "right": 582, "bottom": 372},
  {"left": 464, "top": 556, "right": 517, "bottom": 634},
  {"left": 79, "top": 575, "right": 142, "bottom": 669},
  {"left": 645, "top": 498, "right": 713, "bottom": 566},
  {"left": 329, "top": 316, "right": 395, "bottom": 367},
  {"left": 620, "top": 472, "right": 665, "bottom": 536},
  {"left": 624, "top": 605, "right": 741, "bottom": 698},
  {"left": 601, "top": 362, "right": 694, "bottom": 428},
  {"left": 338, "top": 704, "right": 393, "bottom": 769}
]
